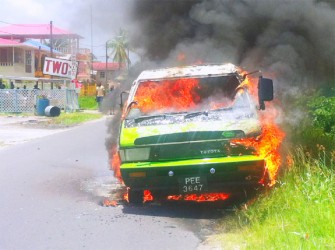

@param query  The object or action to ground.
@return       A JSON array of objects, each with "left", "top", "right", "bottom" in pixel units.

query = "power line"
[
  {"left": 0, "top": 20, "right": 11, "bottom": 25},
  {"left": 0, "top": 20, "right": 49, "bottom": 27}
]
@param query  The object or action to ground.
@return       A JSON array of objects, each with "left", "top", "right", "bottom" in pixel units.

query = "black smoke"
[
  {"left": 129, "top": 0, "right": 335, "bottom": 91},
  {"left": 94, "top": 0, "right": 335, "bottom": 178}
]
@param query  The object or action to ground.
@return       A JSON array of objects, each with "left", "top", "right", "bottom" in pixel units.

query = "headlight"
[{"left": 119, "top": 148, "right": 151, "bottom": 162}]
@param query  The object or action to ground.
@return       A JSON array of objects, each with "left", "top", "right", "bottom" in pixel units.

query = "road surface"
[{"left": 0, "top": 116, "right": 225, "bottom": 250}]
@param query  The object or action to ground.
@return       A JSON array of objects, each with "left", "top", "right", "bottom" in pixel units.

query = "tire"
[{"left": 128, "top": 189, "right": 144, "bottom": 205}]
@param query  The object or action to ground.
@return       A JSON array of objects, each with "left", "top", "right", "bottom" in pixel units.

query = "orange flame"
[
  {"left": 167, "top": 193, "right": 230, "bottom": 202},
  {"left": 123, "top": 190, "right": 229, "bottom": 203},
  {"left": 231, "top": 75, "right": 285, "bottom": 185},
  {"left": 144, "top": 190, "right": 154, "bottom": 202},
  {"left": 110, "top": 146, "right": 123, "bottom": 183},
  {"left": 134, "top": 79, "right": 201, "bottom": 114},
  {"left": 239, "top": 71, "right": 257, "bottom": 96},
  {"left": 232, "top": 121, "right": 285, "bottom": 185},
  {"left": 123, "top": 189, "right": 154, "bottom": 203},
  {"left": 177, "top": 53, "right": 186, "bottom": 62}
]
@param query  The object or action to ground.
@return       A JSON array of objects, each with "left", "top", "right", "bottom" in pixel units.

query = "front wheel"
[{"left": 128, "top": 189, "right": 144, "bottom": 205}]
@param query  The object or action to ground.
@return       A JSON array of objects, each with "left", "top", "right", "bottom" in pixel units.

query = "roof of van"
[{"left": 136, "top": 63, "right": 240, "bottom": 81}]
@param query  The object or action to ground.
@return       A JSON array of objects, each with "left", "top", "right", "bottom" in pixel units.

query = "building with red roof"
[
  {"left": 0, "top": 37, "right": 25, "bottom": 46},
  {"left": 0, "top": 23, "right": 88, "bottom": 82},
  {"left": 0, "top": 23, "right": 125, "bottom": 86},
  {"left": 0, "top": 23, "right": 82, "bottom": 54},
  {"left": 90, "top": 62, "right": 123, "bottom": 84},
  {"left": 0, "top": 24, "right": 82, "bottom": 40},
  {"left": 0, "top": 37, "right": 54, "bottom": 78}
]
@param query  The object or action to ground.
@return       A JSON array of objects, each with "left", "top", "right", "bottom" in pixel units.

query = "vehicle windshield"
[{"left": 128, "top": 75, "right": 251, "bottom": 118}]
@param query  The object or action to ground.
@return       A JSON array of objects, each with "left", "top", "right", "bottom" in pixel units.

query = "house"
[
  {"left": 0, "top": 37, "right": 39, "bottom": 78},
  {"left": 76, "top": 49, "right": 92, "bottom": 82},
  {"left": 0, "top": 24, "right": 81, "bottom": 47},
  {"left": 0, "top": 24, "right": 86, "bottom": 82},
  {"left": 0, "top": 24, "right": 86, "bottom": 113},
  {"left": 92, "top": 62, "right": 122, "bottom": 85}
]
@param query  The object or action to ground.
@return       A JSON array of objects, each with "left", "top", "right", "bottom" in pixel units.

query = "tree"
[
  {"left": 42, "top": 38, "right": 70, "bottom": 53},
  {"left": 107, "top": 29, "right": 131, "bottom": 71}
]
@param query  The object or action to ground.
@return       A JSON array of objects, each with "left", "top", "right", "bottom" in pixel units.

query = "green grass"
[
  {"left": 79, "top": 96, "right": 98, "bottom": 110},
  {"left": 49, "top": 112, "right": 103, "bottom": 126},
  {"left": 215, "top": 148, "right": 335, "bottom": 249}
]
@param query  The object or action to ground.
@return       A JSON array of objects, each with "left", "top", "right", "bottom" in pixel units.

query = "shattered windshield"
[{"left": 128, "top": 75, "right": 251, "bottom": 119}]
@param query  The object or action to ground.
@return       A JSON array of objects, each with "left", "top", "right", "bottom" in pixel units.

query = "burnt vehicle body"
[{"left": 117, "top": 63, "right": 273, "bottom": 203}]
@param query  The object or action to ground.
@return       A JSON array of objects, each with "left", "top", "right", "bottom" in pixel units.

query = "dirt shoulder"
[{"left": 0, "top": 115, "right": 70, "bottom": 149}]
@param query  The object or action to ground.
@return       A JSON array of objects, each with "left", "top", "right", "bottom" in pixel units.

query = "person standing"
[
  {"left": 96, "top": 82, "right": 105, "bottom": 112},
  {"left": 0, "top": 80, "right": 5, "bottom": 89}
]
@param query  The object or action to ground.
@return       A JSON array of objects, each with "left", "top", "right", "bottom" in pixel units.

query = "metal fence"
[{"left": 0, "top": 89, "right": 79, "bottom": 113}]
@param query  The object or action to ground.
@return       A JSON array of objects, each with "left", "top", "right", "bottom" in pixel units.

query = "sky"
[
  {"left": 0, "top": 0, "right": 134, "bottom": 61},
  {"left": 1, "top": 0, "right": 334, "bottom": 88}
]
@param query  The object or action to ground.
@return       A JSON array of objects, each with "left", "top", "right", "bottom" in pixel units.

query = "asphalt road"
[
  {"left": 0, "top": 115, "right": 68, "bottom": 148},
  {"left": 0, "top": 116, "right": 227, "bottom": 250}
]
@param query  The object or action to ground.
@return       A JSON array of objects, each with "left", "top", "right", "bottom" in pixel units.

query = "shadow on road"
[
  {"left": 97, "top": 178, "right": 266, "bottom": 220},
  {"left": 120, "top": 195, "right": 251, "bottom": 220},
  {"left": 95, "top": 182, "right": 266, "bottom": 219}
]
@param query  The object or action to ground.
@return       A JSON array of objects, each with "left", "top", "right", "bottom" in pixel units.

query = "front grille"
[
  {"left": 148, "top": 141, "right": 255, "bottom": 161},
  {"left": 134, "top": 130, "right": 245, "bottom": 145}
]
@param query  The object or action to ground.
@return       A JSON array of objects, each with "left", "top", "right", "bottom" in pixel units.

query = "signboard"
[{"left": 43, "top": 57, "right": 78, "bottom": 79}]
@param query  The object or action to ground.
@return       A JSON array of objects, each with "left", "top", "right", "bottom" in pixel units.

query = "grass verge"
[
  {"left": 48, "top": 111, "right": 103, "bottom": 126},
  {"left": 214, "top": 148, "right": 335, "bottom": 249},
  {"left": 79, "top": 96, "right": 98, "bottom": 110}
]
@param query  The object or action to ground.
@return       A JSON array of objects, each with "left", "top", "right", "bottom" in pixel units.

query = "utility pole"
[
  {"left": 90, "top": 5, "right": 93, "bottom": 83},
  {"left": 127, "top": 46, "right": 130, "bottom": 72},
  {"left": 105, "top": 41, "right": 108, "bottom": 85},
  {"left": 71, "top": 39, "right": 77, "bottom": 81},
  {"left": 50, "top": 21, "right": 53, "bottom": 57},
  {"left": 50, "top": 21, "right": 53, "bottom": 87}
]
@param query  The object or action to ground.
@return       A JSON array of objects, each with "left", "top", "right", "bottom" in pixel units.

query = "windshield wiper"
[
  {"left": 134, "top": 114, "right": 168, "bottom": 123},
  {"left": 184, "top": 107, "right": 234, "bottom": 119},
  {"left": 211, "top": 107, "right": 233, "bottom": 112},
  {"left": 132, "top": 111, "right": 186, "bottom": 123},
  {"left": 184, "top": 111, "right": 209, "bottom": 119}
]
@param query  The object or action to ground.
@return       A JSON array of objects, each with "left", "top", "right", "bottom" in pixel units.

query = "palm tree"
[{"left": 107, "top": 29, "right": 131, "bottom": 71}]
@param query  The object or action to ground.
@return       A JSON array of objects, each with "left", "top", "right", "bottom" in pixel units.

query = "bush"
[
  {"left": 291, "top": 89, "right": 335, "bottom": 159},
  {"left": 308, "top": 95, "right": 335, "bottom": 136}
]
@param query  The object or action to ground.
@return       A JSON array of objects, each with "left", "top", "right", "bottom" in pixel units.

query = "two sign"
[{"left": 43, "top": 57, "right": 78, "bottom": 79}]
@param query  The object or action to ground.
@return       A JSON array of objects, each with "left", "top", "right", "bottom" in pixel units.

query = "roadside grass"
[
  {"left": 215, "top": 147, "right": 335, "bottom": 249},
  {"left": 79, "top": 96, "right": 98, "bottom": 110},
  {"left": 48, "top": 111, "right": 103, "bottom": 126},
  {"left": 0, "top": 111, "right": 103, "bottom": 126}
]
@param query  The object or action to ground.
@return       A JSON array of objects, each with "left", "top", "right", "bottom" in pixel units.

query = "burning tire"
[{"left": 128, "top": 189, "right": 144, "bottom": 204}]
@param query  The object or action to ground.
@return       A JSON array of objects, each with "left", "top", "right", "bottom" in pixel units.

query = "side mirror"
[{"left": 258, "top": 77, "right": 273, "bottom": 110}]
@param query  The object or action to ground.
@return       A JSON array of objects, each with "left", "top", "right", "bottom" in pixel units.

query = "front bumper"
[{"left": 120, "top": 156, "right": 267, "bottom": 195}]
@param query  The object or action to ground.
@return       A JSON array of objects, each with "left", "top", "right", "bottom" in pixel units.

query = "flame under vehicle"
[{"left": 118, "top": 63, "right": 274, "bottom": 204}]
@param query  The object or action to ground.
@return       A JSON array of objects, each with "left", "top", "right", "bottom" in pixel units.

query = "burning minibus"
[{"left": 115, "top": 63, "right": 276, "bottom": 204}]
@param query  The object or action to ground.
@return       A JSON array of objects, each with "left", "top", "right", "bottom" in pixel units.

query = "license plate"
[{"left": 178, "top": 176, "right": 207, "bottom": 194}]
